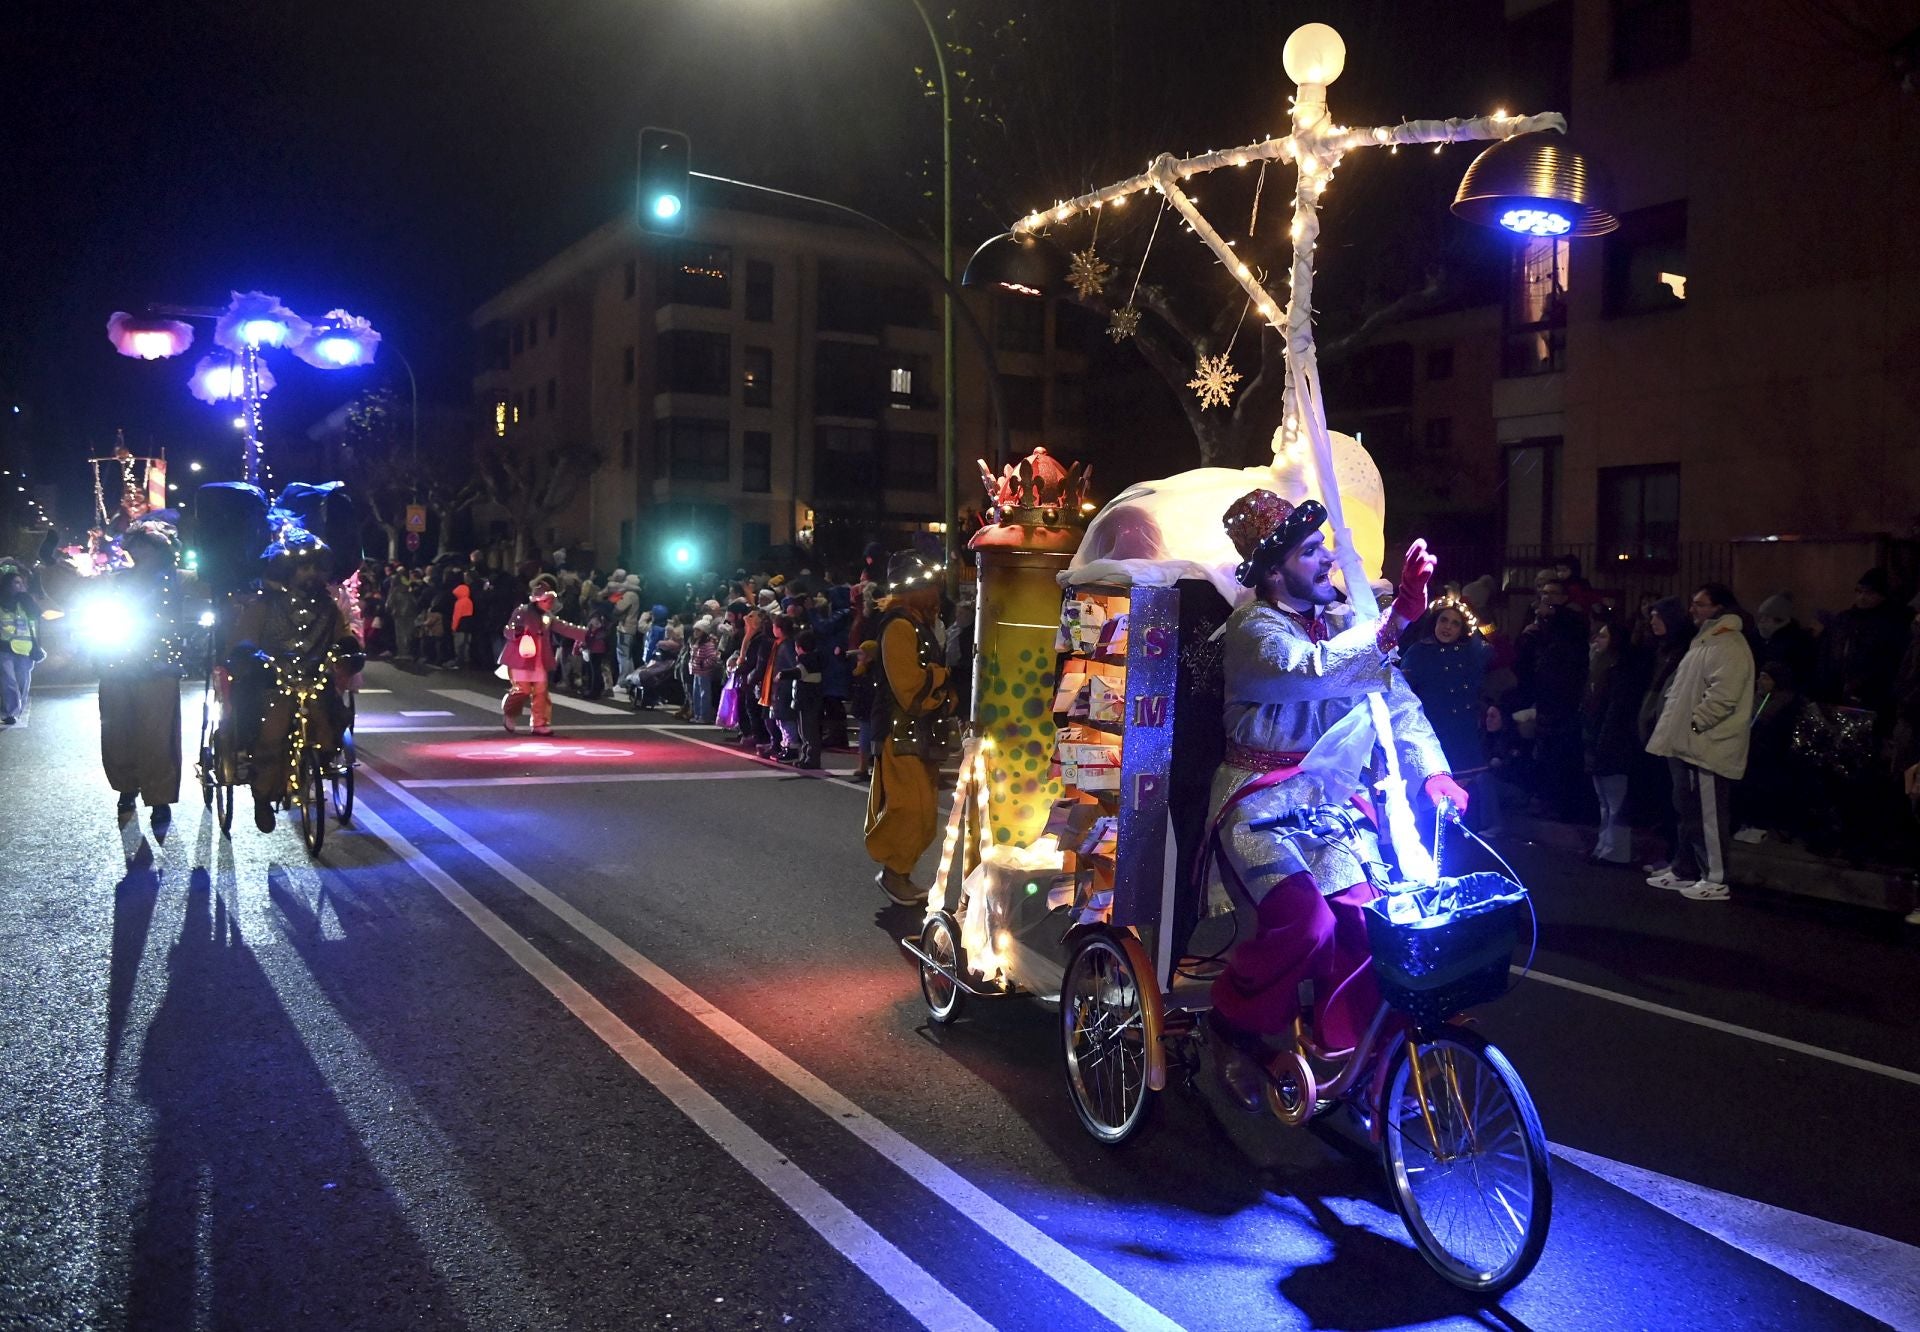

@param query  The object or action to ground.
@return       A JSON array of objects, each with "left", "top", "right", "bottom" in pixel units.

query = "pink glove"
[
  {"left": 1392, "top": 539, "right": 1436, "bottom": 624},
  {"left": 1425, "top": 773, "right": 1470, "bottom": 815}
]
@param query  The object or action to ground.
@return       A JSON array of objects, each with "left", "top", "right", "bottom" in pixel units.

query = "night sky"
[{"left": 7, "top": 0, "right": 1525, "bottom": 516}]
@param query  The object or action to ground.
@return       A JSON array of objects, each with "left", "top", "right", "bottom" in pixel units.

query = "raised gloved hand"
[
  {"left": 1392, "top": 539, "right": 1436, "bottom": 625},
  {"left": 1424, "top": 772, "right": 1470, "bottom": 816}
]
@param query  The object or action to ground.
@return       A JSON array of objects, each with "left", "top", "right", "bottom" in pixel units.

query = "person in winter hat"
[{"left": 500, "top": 574, "right": 585, "bottom": 735}]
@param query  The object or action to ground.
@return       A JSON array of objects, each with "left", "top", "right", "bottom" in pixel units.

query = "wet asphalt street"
[{"left": 3, "top": 660, "right": 1918, "bottom": 1332}]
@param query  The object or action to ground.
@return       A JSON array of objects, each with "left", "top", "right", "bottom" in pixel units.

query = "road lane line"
[
  {"left": 655, "top": 729, "right": 876, "bottom": 793},
  {"left": 399, "top": 710, "right": 455, "bottom": 717},
  {"left": 545, "top": 693, "right": 630, "bottom": 716},
  {"left": 359, "top": 766, "right": 1188, "bottom": 1332},
  {"left": 358, "top": 723, "right": 664, "bottom": 734},
  {"left": 430, "top": 687, "right": 515, "bottom": 713},
  {"left": 1512, "top": 966, "right": 1920, "bottom": 1088},
  {"left": 403, "top": 770, "right": 814, "bottom": 789},
  {"left": 351, "top": 800, "right": 996, "bottom": 1332}
]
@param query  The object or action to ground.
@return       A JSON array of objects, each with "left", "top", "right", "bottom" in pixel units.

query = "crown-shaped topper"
[{"left": 977, "top": 446, "right": 1094, "bottom": 526}]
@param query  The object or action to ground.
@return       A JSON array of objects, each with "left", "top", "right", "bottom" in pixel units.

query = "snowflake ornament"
[
  {"left": 1066, "top": 246, "right": 1113, "bottom": 300},
  {"left": 1106, "top": 306, "right": 1141, "bottom": 342},
  {"left": 1187, "top": 353, "right": 1242, "bottom": 410}
]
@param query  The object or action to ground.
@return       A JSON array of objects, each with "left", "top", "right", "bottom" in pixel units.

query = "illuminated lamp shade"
[
  {"left": 961, "top": 232, "right": 1069, "bottom": 299},
  {"left": 189, "top": 354, "right": 276, "bottom": 405},
  {"left": 106, "top": 312, "right": 194, "bottom": 360},
  {"left": 1281, "top": 22, "right": 1346, "bottom": 86},
  {"left": 1451, "top": 131, "right": 1619, "bottom": 238},
  {"left": 291, "top": 308, "right": 381, "bottom": 370},
  {"left": 213, "top": 290, "right": 311, "bottom": 354}
]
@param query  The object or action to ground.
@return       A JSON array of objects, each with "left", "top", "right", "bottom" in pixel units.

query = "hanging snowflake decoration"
[
  {"left": 1066, "top": 246, "right": 1113, "bottom": 300},
  {"left": 1106, "top": 306, "right": 1141, "bottom": 342},
  {"left": 1187, "top": 353, "right": 1242, "bottom": 410}
]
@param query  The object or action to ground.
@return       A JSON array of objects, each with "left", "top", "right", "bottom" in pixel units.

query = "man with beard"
[{"left": 1203, "top": 490, "right": 1468, "bottom": 1112}]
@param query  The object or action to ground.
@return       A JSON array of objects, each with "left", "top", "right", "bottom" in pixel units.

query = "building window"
[
  {"left": 624, "top": 260, "right": 637, "bottom": 299},
  {"left": 621, "top": 428, "right": 634, "bottom": 470},
  {"left": 546, "top": 378, "right": 557, "bottom": 411},
  {"left": 1598, "top": 464, "right": 1680, "bottom": 567},
  {"left": 742, "top": 430, "right": 772, "bottom": 492},
  {"left": 884, "top": 430, "right": 937, "bottom": 490},
  {"left": 814, "top": 342, "right": 882, "bottom": 417},
  {"left": 887, "top": 355, "right": 932, "bottom": 411},
  {"left": 1504, "top": 237, "right": 1569, "bottom": 377},
  {"left": 524, "top": 386, "right": 535, "bottom": 421},
  {"left": 1424, "top": 417, "right": 1453, "bottom": 451},
  {"left": 996, "top": 297, "right": 1045, "bottom": 354},
  {"left": 1424, "top": 347, "right": 1454, "bottom": 381},
  {"left": 657, "top": 330, "right": 731, "bottom": 396},
  {"left": 1603, "top": 201, "right": 1688, "bottom": 318},
  {"left": 1003, "top": 375, "right": 1045, "bottom": 431},
  {"left": 742, "top": 346, "right": 773, "bottom": 408},
  {"left": 816, "top": 262, "right": 932, "bottom": 334},
  {"left": 662, "top": 418, "right": 730, "bottom": 483},
  {"left": 1504, "top": 439, "right": 1560, "bottom": 551},
  {"left": 746, "top": 260, "right": 774, "bottom": 321},
  {"left": 623, "top": 345, "right": 636, "bottom": 385},
  {"left": 493, "top": 400, "right": 507, "bottom": 438},
  {"left": 1612, "top": 0, "right": 1689, "bottom": 77},
  {"left": 512, "top": 324, "right": 524, "bottom": 356},
  {"left": 657, "top": 243, "right": 732, "bottom": 309},
  {"left": 547, "top": 306, "right": 558, "bottom": 338},
  {"left": 814, "top": 425, "right": 878, "bottom": 498},
  {"left": 527, "top": 316, "right": 538, "bottom": 349},
  {"left": 741, "top": 521, "right": 771, "bottom": 559}
]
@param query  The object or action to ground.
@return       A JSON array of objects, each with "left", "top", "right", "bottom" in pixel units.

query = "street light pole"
[
  {"left": 390, "top": 347, "right": 420, "bottom": 467},
  {"left": 905, "top": 0, "right": 956, "bottom": 588}
]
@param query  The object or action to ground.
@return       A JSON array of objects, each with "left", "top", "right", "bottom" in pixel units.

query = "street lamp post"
[{"left": 904, "top": 0, "right": 957, "bottom": 587}]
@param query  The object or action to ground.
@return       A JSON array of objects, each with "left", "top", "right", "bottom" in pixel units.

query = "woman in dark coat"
[
  {"left": 1400, "top": 598, "right": 1497, "bottom": 830},
  {"left": 1634, "top": 597, "right": 1696, "bottom": 872},
  {"left": 1583, "top": 619, "right": 1647, "bottom": 865}
]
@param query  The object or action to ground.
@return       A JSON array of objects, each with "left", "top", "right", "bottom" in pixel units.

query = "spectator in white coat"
[{"left": 1645, "top": 583, "right": 1755, "bottom": 901}]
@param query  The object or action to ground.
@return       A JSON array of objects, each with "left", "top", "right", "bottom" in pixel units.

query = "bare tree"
[{"left": 472, "top": 441, "right": 599, "bottom": 565}]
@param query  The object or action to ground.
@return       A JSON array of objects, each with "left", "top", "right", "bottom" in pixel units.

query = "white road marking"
[
  {"left": 357, "top": 688, "right": 392, "bottom": 694},
  {"left": 351, "top": 800, "right": 996, "bottom": 1332},
  {"left": 359, "top": 765, "right": 1188, "bottom": 1332},
  {"left": 1513, "top": 966, "right": 1920, "bottom": 1088},
  {"left": 1553, "top": 1144, "right": 1920, "bottom": 1329},
  {"left": 403, "top": 769, "right": 812, "bottom": 789},
  {"left": 546, "top": 693, "right": 630, "bottom": 716},
  {"left": 656, "top": 729, "right": 872, "bottom": 793},
  {"left": 431, "top": 687, "right": 514, "bottom": 712},
  {"left": 399, "top": 710, "right": 455, "bottom": 717}
]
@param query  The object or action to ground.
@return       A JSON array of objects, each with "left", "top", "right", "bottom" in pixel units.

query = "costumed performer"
[
  {"left": 97, "top": 523, "right": 185, "bottom": 822},
  {"left": 864, "top": 550, "right": 955, "bottom": 905},
  {"left": 501, "top": 574, "right": 584, "bottom": 735},
  {"left": 1204, "top": 490, "right": 1470, "bottom": 1112}
]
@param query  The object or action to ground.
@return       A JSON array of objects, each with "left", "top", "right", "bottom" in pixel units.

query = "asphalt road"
[{"left": 3, "top": 661, "right": 1917, "bottom": 1332}]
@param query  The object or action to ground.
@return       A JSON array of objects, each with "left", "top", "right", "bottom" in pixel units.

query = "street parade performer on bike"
[
  {"left": 1205, "top": 489, "right": 1470, "bottom": 1112},
  {"left": 501, "top": 574, "right": 585, "bottom": 736},
  {"left": 864, "top": 549, "right": 956, "bottom": 906},
  {"left": 222, "top": 531, "right": 359, "bottom": 832}
]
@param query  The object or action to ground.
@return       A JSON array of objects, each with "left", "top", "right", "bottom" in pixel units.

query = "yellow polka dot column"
[{"left": 971, "top": 544, "right": 1075, "bottom": 847}]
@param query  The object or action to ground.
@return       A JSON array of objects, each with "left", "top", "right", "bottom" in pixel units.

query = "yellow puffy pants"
[{"left": 864, "top": 739, "right": 938, "bottom": 875}]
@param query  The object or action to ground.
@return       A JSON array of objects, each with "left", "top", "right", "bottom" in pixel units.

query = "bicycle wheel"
[
  {"left": 297, "top": 748, "right": 326, "bottom": 857},
  {"left": 917, "top": 911, "right": 965, "bottom": 1024},
  {"left": 1060, "top": 930, "right": 1154, "bottom": 1145},
  {"left": 331, "top": 731, "right": 355, "bottom": 824},
  {"left": 214, "top": 773, "right": 234, "bottom": 836},
  {"left": 1378, "top": 1027, "right": 1551, "bottom": 1296}
]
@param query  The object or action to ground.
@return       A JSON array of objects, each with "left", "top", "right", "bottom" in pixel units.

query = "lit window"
[
  {"left": 494, "top": 401, "right": 507, "bottom": 437},
  {"left": 890, "top": 367, "right": 912, "bottom": 396}
]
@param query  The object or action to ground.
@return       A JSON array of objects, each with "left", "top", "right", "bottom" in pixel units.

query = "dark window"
[
  {"left": 884, "top": 430, "right": 938, "bottom": 490},
  {"left": 657, "top": 243, "right": 732, "bottom": 308},
  {"left": 527, "top": 316, "right": 538, "bottom": 349},
  {"left": 623, "top": 344, "right": 636, "bottom": 385},
  {"left": 817, "top": 261, "right": 932, "bottom": 334},
  {"left": 524, "top": 386, "right": 536, "bottom": 421},
  {"left": 742, "top": 346, "right": 773, "bottom": 408},
  {"left": 1611, "top": 0, "right": 1689, "bottom": 77},
  {"left": 1603, "top": 201, "right": 1688, "bottom": 318},
  {"left": 746, "top": 260, "right": 774, "bottom": 321},
  {"left": 1424, "top": 347, "right": 1454, "bottom": 381},
  {"left": 1424, "top": 417, "right": 1453, "bottom": 451},
  {"left": 624, "top": 260, "right": 637, "bottom": 299},
  {"left": 741, "top": 521, "right": 771, "bottom": 559},
  {"left": 546, "top": 378, "right": 557, "bottom": 411},
  {"left": 814, "top": 425, "right": 878, "bottom": 498},
  {"left": 1505, "top": 439, "right": 1560, "bottom": 550},
  {"left": 996, "top": 297, "right": 1045, "bottom": 354},
  {"left": 817, "top": 424, "right": 877, "bottom": 455},
  {"left": 547, "top": 306, "right": 558, "bottom": 338},
  {"left": 814, "top": 342, "right": 883, "bottom": 416},
  {"left": 1597, "top": 464, "right": 1680, "bottom": 566},
  {"left": 657, "top": 330, "right": 731, "bottom": 396},
  {"left": 1504, "top": 238, "right": 1569, "bottom": 377},
  {"left": 512, "top": 324, "right": 524, "bottom": 356},
  {"left": 662, "top": 418, "right": 730, "bottom": 482},
  {"left": 742, "top": 430, "right": 772, "bottom": 492},
  {"left": 621, "top": 428, "right": 634, "bottom": 470},
  {"left": 1003, "top": 375, "right": 1045, "bottom": 431}
]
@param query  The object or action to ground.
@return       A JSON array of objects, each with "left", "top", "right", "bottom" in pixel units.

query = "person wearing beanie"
[
  {"left": 449, "top": 579, "right": 475, "bottom": 669},
  {"left": 1754, "top": 593, "right": 1815, "bottom": 690},
  {"left": 500, "top": 574, "right": 585, "bottom": 735}
]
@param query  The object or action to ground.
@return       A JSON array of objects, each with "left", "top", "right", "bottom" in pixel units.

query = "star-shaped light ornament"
[
  {"left": 1187, "top": 353, "right": 1242, "bottom": 410},
  {"left": 1106, "top": 306, "right": 1141, "bottom": 342},
  {"left": 1066, "top": 246, "right": 1113, "bottom": 300}
]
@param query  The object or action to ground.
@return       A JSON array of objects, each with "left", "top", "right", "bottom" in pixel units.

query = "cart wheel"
[
  {"left": 198, "top": 743, "right": 215, "bottom": 807},
  {"left": 1379, "top": 1027, "right": 1552, "bottom": 1296},
  {"left": 330, "top": 731, "right": 355, "bottom": 824},
  {"left": 917, "top": 911, "right": 965, "bottom": 1024},
  {"left": 297, "top": 749, "right": 327, "bottom": 857},
  {"left": 214, "top": 775, "right": 234, "bottom": 836},
  {"left": 1060, "top": 930, "right": 1155, "bottom": 1145}
]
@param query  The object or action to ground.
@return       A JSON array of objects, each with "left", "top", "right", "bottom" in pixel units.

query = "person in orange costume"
[
  {"left": 864, "top": 550, "right": 955, "bottom": 905},
  {"left": 500, "top": 574, "right": 584, "bottom": 735}
]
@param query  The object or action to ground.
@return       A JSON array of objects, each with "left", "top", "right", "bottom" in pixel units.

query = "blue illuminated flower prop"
[
  {"left": 213, "top": 290, "right": 311, "bottom": 354},
  {"left": 106, "top": 312, "right": 194, "bottom": 360},
  {"left": 291, "top": 309, "right": 381, "bottom": 370},
  {"left": 188, "top": 353, "right": 275, "bottom": 404}
]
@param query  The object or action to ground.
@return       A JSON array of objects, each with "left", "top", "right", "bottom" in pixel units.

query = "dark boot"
[
  {"left": 253, "top": 799, "right": 276, "bottom": 833},
  {"left": 1206, "top": 1011, "right": 1268, "bottom": 1114}
]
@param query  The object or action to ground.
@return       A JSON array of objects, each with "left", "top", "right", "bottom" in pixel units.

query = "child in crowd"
[
  {"left": 766, "top": 616, "right": 800, "bottom": 761},
  {"left": 689, "top": 627, "right": 721, "bottom": 723},
  {"left": 794, "top": 626, "right": 825, "bottom": 769},
  {"left": 849, "top": 638, "right": 879, "bottom": 782}
]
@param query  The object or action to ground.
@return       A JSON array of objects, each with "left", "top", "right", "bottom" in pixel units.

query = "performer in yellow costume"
[{"left": 864, "top": 550, "right": 956, "bottom": 905}]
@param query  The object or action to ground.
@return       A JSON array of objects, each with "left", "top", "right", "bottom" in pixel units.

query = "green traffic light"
[{"left": 652, "top": 194, "right": 683, "bottom": 221}]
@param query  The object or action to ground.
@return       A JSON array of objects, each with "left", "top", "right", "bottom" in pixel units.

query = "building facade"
[{"left": 470, "top": 194, "right": 1088, "bottom": 574}]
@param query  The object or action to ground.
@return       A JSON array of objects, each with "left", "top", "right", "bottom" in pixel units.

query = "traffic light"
[{"left": 637, "top": 127, "right": 691, "bottom": 236}]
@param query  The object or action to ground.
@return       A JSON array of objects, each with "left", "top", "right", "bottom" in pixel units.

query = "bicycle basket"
[{"left": 1364, "top": 872, "right": 1526, "bottom": 1025}]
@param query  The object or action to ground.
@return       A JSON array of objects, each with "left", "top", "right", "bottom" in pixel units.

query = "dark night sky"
[{"left": 6, "top": 0, "right": 1525, "bottom": 514}]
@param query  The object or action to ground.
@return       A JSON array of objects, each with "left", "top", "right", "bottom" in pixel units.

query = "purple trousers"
[{"left": 1211, "top": 872, "right": 1383, "bottom": 1051}]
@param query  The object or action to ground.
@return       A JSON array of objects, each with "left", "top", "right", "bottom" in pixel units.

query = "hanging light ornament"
[
  {"left": 106, "top": 312, "right": 193, "bottom": 360},
  {"left": 291, "top": 308, "right": 382, "bottom": 370},
  {"left": 213, "top": 290, "right": 311, "bottom": 354},
  {"left": 189, "top": 354, "right": 275, "bottom": 405}
]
